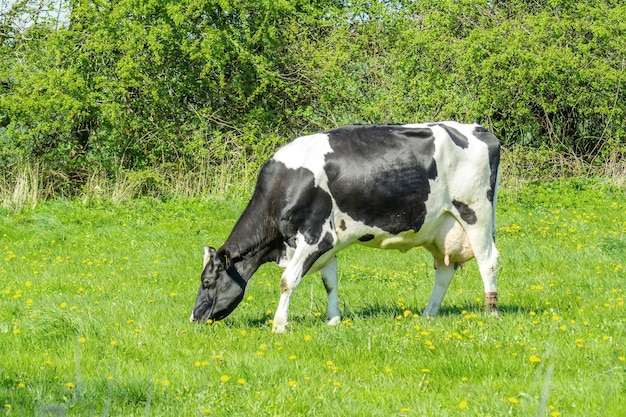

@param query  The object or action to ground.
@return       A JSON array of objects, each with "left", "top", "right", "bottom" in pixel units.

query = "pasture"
[{"left": 1, "top": 179, "right": 624, "bottom": 416}]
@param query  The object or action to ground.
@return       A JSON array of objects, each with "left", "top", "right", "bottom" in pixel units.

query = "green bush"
[{"left": 1, "top": 0, "right": 624, "bottom": 197}]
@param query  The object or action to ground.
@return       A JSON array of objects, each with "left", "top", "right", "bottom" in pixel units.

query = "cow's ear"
[
  {"left": 217, "top": 248, "right": 231, "bottom": 269},
  {"left": 203, "top": 246, "right": 216, "bottom": 268}
]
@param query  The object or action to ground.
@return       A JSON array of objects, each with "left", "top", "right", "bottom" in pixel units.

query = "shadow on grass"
[
  {"left": 195, "top": 301, "right": 543, "bottom": 331},
  {"left": 344, "top": 301, "right": 540, "bottom": 320}
]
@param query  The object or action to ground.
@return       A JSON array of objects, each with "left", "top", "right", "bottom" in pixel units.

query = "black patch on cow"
[
  {"left": 226, "top": 160, "right": 333, "bottom": 261},
  {"left": 359, "top": 234, "right": 375, "bottom": 242},
  {"left": 302, "top": 232, "right": 335, "bottom": 275},
  {"left": 339, "top": 220, "right": 347, "bottom": 231},
  {"left": 429, "top": 123, "right": 469, "bottom": 149},
  {"left": 471, "top": 126, "right": 501, "bottom": 203},
  {"left": 324, "top": 125, "right": 438, "bottom": 235},
  {"left": 266, "top": 162, "right": 333, "bottom": 246},
  {"left": 452, "top": 200, "right": 477, "bottom": 225}
]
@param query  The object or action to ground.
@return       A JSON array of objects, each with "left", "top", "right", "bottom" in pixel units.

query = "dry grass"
[
  {"left": 1, "top": 146, "right": 624, "bottom": 211},
  {"left": 0, "top": 165, "right": 40, "bottom": 212}
]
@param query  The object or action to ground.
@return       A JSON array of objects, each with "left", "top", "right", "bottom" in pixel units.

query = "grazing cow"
[{"left": 190, "top": 122, "right": 501, "bottom": 333}]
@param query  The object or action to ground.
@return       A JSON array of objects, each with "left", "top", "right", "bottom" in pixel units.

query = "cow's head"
[{"left": 189, "top": 246, "right": 246, "bottom": 323}]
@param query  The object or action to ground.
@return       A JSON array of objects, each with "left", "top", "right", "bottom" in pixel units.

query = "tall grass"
[
  {"left": 2, "top": 146, "right": 625, "bottom": 211},
  {"left": 0, "top": 180, "right": 624, "bottom": 416}
]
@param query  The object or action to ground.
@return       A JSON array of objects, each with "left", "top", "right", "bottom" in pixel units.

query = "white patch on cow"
[{"left": 272, "top": 133, "right": 333, "bottom": 188}]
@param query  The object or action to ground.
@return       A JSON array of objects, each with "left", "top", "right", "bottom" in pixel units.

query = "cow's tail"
[{"left": 491, "top": 159, "right": 501, "bottom": 242}]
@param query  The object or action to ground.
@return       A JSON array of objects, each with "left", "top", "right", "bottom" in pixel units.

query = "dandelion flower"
[
  {"left": 220, "top": 375, "right": 230, "bottom": 383},
  {"left": 529, "top": 354, "right": 541, "bottom": 363},
  {"left": 65, "top": 382, "right": 75, "bottom": 389},
  {"left": 458, "top": 400, "right": 468, "bottom": 410},
  {"left": 237, "top": 378, "right": 246, "bottom": 385},
  {"left": 508, "top": 397, "right": 519, "bottom": 404}
]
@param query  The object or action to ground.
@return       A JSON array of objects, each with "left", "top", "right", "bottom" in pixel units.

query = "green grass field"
[{"left": 1, "top": 179, "right": 624, "bottom": 416}]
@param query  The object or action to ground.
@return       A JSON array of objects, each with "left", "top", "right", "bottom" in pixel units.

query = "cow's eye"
[{"left": 202, "top": 277, "right": 217, "bottom": 289}]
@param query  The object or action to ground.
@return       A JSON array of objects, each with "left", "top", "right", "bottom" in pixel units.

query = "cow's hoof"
[
  {"left": 485, "top": 307, "right": 501, "bottom": 317},
  {"left": 272, "top": 322, "right": 289, "bottom": 333},
  {"left": 327, "top": 316, "right": 341, "bottom": 326},
  {"left": 422, "top": 305, "right": 439, "bottom": 317}
]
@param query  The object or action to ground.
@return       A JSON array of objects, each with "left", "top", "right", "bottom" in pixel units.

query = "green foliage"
[
  {"left": 0, "top": 181, "right": 625, "bottom": 415},
  {"left": 1, "top": 0, "right": 625, "bottom": 195}
]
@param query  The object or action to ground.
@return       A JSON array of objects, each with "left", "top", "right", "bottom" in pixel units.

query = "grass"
[{"left": 0, "top": 179, "right": 625, "bottom": 416}]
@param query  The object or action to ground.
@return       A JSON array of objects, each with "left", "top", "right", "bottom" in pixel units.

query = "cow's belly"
[{"left": 337, "top": 212, "right": 475, "bottom": 263}]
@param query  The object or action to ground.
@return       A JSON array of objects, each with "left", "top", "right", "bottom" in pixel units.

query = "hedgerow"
[{"left": 1, "top": 0, "right": 624, "bottom": 197}]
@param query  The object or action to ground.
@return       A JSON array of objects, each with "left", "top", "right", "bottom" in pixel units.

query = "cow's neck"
[{"left": 221, "top": 200, "right": 281, "bottom": 283}]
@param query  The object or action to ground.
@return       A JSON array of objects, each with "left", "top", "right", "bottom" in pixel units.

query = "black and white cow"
[{"left": 190, "top": 122, "right": 501, "bottom": 333}]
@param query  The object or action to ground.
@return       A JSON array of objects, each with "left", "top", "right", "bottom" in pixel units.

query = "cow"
[{"left": 190, "top": 122, "right": 501, "bottom": 333}]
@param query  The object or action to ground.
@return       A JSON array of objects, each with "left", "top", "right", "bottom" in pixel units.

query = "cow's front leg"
[
  {"left": 272, "top": 235, "right": 327, "bottom": 333},
  {"left": 273, "top": 267, "right": 301, "bottom": 333},
  {"left": 320, "top": 257, "right": 340, "bottom": 325},
  {"left": 423, "top": 261, "right": 456, "bottom": 317}
]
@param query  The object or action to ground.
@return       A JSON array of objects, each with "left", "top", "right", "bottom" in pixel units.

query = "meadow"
[{"left": 0, "top": 178, "right": 624, "bottom": 416}]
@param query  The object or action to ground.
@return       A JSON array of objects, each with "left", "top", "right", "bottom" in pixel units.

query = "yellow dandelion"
[
  {"left": 162, "top": 379, "right": 170, "bottom": 387},
  {"left": 110, "top": 340, "right": 118, "bottom": 347},
  {"left": 78, "top": 337, "right": 86, "bottom": 344},
  {"left": 304, "top": 334, "right": 312, "bottom": 342},
  {"left": 618, "top": 356, "right": 625, "bottom": 362},
  {"left": 508, "top": 397, "right": 519, "bottom": 404},
  {"left": 237, "top": 378, "right": 246, "bottom": 385},
  {"left": 220, "top": 375, "right": 230, "bottom": 383},
  {"left": 400, "top": 407, "right": 410, "bottom": 413},
  {"left": 65, "top": 382, "right": 75, "bottom": 389},
  {"left": 288, "top": 380, "right": 297, "bottom": 387},
  {"left": 289, "top": 355, "right": 297, "bottom": 360},
  {"left": 458, "top": 400, "right": 468, "bottom": 410},
  {"left": 529, "top": 354, "right": 541, "bottom": 363}
]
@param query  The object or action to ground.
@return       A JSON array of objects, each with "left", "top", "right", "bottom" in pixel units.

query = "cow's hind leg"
[
  {"left": 423, "top": 262, "right": 456, "bottom": 317},
  {"left": 321, "top": 256, "right": 341, "bottom": 325},
  {"left": 465, "top": 227, "right": 500, "bottom": 315}
]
